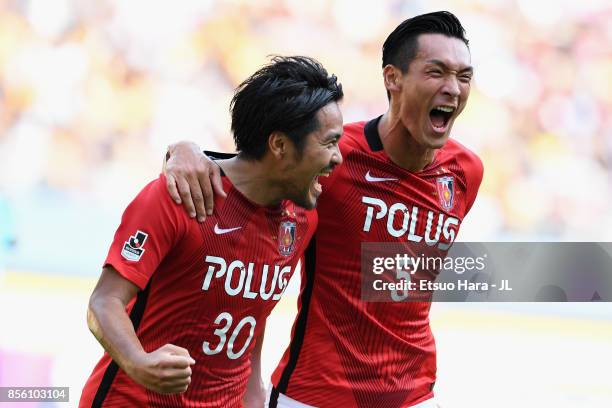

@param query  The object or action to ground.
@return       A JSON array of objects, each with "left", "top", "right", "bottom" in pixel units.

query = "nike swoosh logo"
[
  {"left": 365, "top": 170, "right": 398, "bottom": 182},
  {"left": 214, "top": 224, "right": 242, "bottom": 234}
]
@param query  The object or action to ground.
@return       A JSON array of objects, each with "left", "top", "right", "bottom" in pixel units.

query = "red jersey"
[
  {"left": 80, "top": 173, "right": 317, "bottom": 408},
  {"left": 270, "top": 117, "right": 483, "bottom": 407}
]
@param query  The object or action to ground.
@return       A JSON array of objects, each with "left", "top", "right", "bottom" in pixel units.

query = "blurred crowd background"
[
  {"left": 1, "top": 0, "right": 612, "bottom": 274},
  {"left": 0, "top": 0, "right": 611, "bottom": 406}
]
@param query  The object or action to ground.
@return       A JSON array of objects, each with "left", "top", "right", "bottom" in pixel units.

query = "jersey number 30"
[{"left": 202, "top": 312, "right": 256, "bottom": 360}]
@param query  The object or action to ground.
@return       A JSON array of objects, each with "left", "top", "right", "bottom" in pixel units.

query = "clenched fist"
[{"left": 127, "top": 344, "right": 196, "bottom": 394}]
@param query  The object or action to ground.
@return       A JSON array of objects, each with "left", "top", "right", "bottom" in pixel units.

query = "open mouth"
[
  {"left": 311, "top": 169, "right": 332, "bottom": 196},
  {"left": 429, "top": 105, "right": 455, "bottom": 132}
]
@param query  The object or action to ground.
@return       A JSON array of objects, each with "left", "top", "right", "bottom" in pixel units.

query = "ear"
[
  {"left": 383, "top": 64, "right": 402, "bottom": 94},
  {"left": 268, "top": 131, "right": 288, "bottom": 159}
]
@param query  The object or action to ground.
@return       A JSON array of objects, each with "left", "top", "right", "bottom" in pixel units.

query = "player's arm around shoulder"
[
  {"left": 164, "top": 141, "right": 226, "bottom": 222},
  {"left": 87, "top": 265, "right": 196, "bottom": 394}
]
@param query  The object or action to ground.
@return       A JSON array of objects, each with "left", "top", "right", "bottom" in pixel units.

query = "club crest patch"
[
  {"left": 278, "top": 220, "right": 296, "bottom": 256},
  {"left": 436, "top": 176, "right": 455, "bottom": 210},
  {"left": 121, "top": 230, "right": 149, "bottom": 261}
]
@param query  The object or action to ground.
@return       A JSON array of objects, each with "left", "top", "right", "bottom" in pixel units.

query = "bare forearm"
[
  {"left": 88, "top": 267, "right": 194, "bottom": 394},
  {"left": 88, "top": 295, "right": 144, "bottom": 375}
]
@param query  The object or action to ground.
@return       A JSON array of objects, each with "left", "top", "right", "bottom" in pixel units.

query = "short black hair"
[
  {"left": 230, "top": 56, "right": 343, "bottom": 160},
  {"left": 382, "top": 11, "right": 469, "bottom": 73}
]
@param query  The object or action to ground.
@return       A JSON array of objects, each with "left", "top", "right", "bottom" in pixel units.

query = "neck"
[
  {"left": 216, "top": 156, "right": 285, "bottom": 207},
  {"left": 378, "top": 110, "right": 436, "bottom": 172}
]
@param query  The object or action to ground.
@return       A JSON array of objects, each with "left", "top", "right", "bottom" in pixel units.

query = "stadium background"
[{"left": 0, "top": 0, "right": 611, "bottom": 406}]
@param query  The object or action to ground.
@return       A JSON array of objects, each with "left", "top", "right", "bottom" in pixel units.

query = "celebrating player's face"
[
  {"left": 397, "top": 33, "right": 472, "bottom": 148},
  {"left": 284, "top": 102, "right": 343, "bottom": 209}
]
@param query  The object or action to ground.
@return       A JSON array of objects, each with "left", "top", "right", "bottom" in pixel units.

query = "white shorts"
[{"left": 265, "top": 386, "right": 437, "bottom": 408}]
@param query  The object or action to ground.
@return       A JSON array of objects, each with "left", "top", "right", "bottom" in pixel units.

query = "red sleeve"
[
  {"left": 103, "top": 174, "right": 188, "bottom": 289},
  {"left": 463, "top": 152, "right": 484, "bottom": 215}
]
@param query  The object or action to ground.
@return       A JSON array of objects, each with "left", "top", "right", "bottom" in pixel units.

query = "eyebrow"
[
  {"left": 426, "top": 59, "right": 473, "bottom": 74},
  {"left": 323, "top": 132, "right": 342, "bottom": 142}
]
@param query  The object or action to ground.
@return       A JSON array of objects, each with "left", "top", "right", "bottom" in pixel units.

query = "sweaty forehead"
[{"left": 414, "top": 33, "right": 471, "bottom": 69}]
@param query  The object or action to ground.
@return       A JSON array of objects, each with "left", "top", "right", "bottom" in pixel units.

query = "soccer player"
[
  {"left": 165, "top": 12, "right": 483, "bottom": 408},
  {"left": 79, "top": 56, "right": 344, "bottom": 408}
]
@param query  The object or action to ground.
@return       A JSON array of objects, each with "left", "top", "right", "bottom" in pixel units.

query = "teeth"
[{"left": 433, "top": 106, "right": 455, "bottom": 113}]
